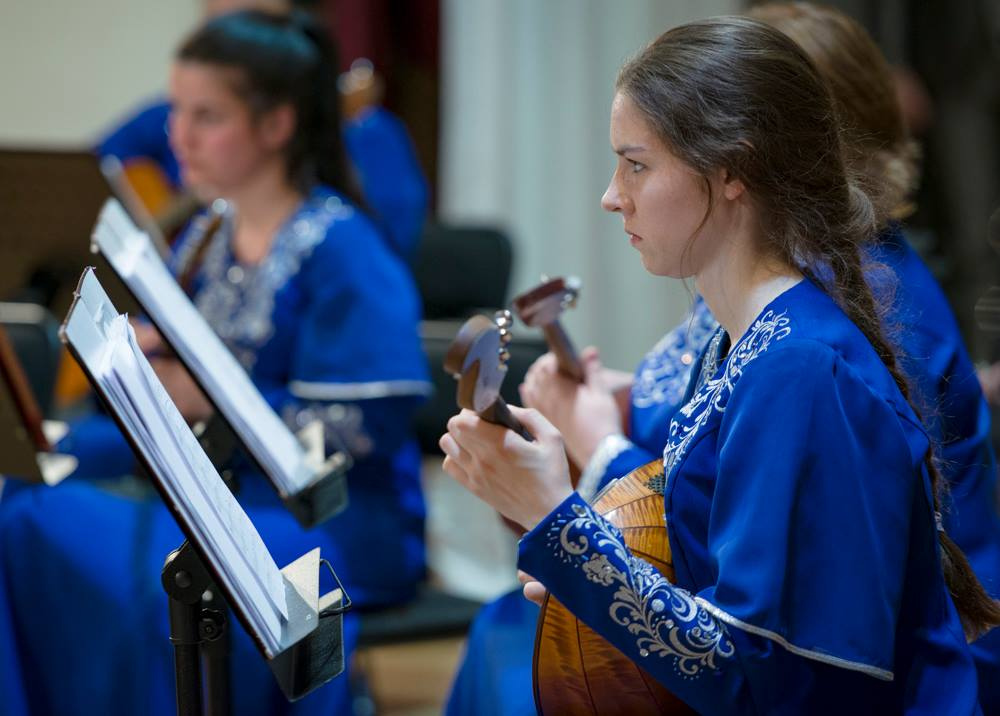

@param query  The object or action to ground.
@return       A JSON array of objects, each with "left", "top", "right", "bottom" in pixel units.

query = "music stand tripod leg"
[{"left": 162, "top": 541, "right": 230, "bottom": 716}]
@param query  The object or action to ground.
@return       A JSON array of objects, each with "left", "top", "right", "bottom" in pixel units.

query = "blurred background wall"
[
  {"left": 0, "top": 0, "right": 997, "bottom": 365},
  {"left": 0, "top": 1, "right": 200, "bottom": 147},
  {"left": 438, "top": 0, "right": 737, "bottom": 370}
]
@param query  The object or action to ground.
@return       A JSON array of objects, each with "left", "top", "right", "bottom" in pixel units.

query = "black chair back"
[
  {"left": 412, "top": 224, "right": 512, "bottom": 320},
  {"left": 0, "top": 302, "right": 61, "bottom": 415}
]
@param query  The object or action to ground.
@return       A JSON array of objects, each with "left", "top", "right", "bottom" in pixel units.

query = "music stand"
[
  {"left": 61, "top": 268, "right": 348, "bottom": 711},
  {"left": 90, "top": 199, "right": 350, "bottom": 528},
  {"left": 0, "top": 322, "right": 75, "bottom": 485}
]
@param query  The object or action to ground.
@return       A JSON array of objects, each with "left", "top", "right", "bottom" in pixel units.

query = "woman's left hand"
[
  {"left": 440, "top": 407, "right": 575, "bottom": 531},
  {"left": 150, "top": 357, "right": 214, "bottom": 424}
]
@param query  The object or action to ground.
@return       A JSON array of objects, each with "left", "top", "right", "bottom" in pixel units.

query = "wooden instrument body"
[{"left": 533, "top": 460, "right": 693, "bottom": 715}]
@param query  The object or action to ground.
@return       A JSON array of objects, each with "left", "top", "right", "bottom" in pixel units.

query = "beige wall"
[{"left": 0, "top": 1, "right": 201, "bottom": 148}]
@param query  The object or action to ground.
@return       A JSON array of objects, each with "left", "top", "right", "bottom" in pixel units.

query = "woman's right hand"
[
  {"left": 519, "top": 346, "right": 625, "bottom": 468},
  {"left": 129, "top": 318, "right": 165, "bottom": 356}
]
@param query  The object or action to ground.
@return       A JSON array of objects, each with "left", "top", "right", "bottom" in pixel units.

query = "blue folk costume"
[
  {"left": 0, "top": 187, "right": 431, "bottom": 716},
  {"left": 445, "top": 301, "right": 717, "bottom": 716},
  {"left": 98, "top": 100, "right": 428, "bottom": 258},
  {"left": 522, "top": 278, "right": 978, "bottom": 714},
  {"left": 448, "top": 226, "right": 1000, "bottom": 714}
]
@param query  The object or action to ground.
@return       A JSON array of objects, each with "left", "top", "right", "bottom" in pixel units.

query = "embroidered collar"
[
  {"left": 633, "top": 298, "right": 720, "bottom": 410},
  {"left": 186, "top": 191, "right": 354, "bottom": 369},
  {"left": 662, "top": 309, "right": 792, "bottom": 475}
]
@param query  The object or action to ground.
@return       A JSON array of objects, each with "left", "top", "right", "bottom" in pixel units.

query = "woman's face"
[
  {"left": 168, "top": 61, "right": 279, "bottom": 198},
  {"left": 601, "top": 93, "right": 725, "bottom": 278}
]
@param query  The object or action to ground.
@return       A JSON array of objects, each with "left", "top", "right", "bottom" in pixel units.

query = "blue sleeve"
[
  {"left": 871, "top": 232, "right": 1000, "bottom": 600},
  {"left": 343, "top": 108, "right": 428, "bottom": 260},
  {"left": 95, "top": 99, "right": 181, "bottom": 188},
  {"left": 261, "top": 212, "right": 430, "bottom": 461},
  {"left": 518, "top": 342, "right": 927, "bottom": 713},
  {"left": 577, "top": 436, "right": 659, "bottom": 500},
  {"left": 53, "top": 411, "right": 137, "bottom": 482},
  {"left": 259, "top": 383, "right": 423, "bottom": 462},
  {"left": 519, "top": 493, "right": 918, "bottom": 714},
  {"left": 603, "top": 444, "right": 658, "bottom": 486}
]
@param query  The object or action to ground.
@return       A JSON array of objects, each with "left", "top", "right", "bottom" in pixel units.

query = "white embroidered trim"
[
  {"left": 577, "top": 433, "right": 633, "bottom": 502},
  {"left": 192, "top": 194, "right": 354, "bottom": 369},
  {"left": 663, "top": 309, "right": 791, "bottom": 475},
  {"left": 694, "top": 598, "right": 895, "bottom": 682},
  {"left": 552, "top": 500, "right": 735, "bottom": 677},
  {"left": 633, "top": 298, "right": 719, "bottom": 410},
  {"left": 289, "top": 379, "right": 433, "bottom": 401}
]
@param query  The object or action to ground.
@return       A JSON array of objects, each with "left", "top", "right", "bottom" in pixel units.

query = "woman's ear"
[
  {"left": 721, "top": 168, "right": 746, "bottom": 201},
  {"left": 258, "top": 103, "right": 297, "bottom": 152}
]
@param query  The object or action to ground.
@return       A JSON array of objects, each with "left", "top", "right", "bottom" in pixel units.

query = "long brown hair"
[
  {"left": 749, "top": 2, "right": 918, "bottom": 224},
  {"left": 617, "top": 16, "right": 1000, "bottom": 638}
]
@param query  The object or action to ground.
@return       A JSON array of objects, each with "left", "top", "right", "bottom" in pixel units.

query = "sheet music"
[
  {"left": 91, "top": 199, "right": 312, "bottom": 497},
  {"left": 63, "top": 269, "right": 289, "bottom": 656}
]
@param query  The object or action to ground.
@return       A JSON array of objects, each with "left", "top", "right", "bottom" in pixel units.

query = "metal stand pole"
[{"left": 162, "top": 541, "right": 230, "bottom": 716}]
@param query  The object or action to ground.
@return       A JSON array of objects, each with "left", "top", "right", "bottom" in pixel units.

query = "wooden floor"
[
  {"left": 354, "top": 637, "right": 468, "bottom": 715},
  {"left": 345, "top": 458, "right": 521, "bottom": 715}
]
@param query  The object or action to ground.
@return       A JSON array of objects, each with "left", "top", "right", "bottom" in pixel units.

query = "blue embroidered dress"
[
  {"left": 447, "top": 226, "right": 1000, "bottom": 714},
  {"left": 445, "top": 300, "right": 716, "bottom": 716},
  {"left": 0, "top": 187, "right": 430, "bottom": 716},
  {"left": 520, "top": 278, "right": 979, "bottom": 714}
]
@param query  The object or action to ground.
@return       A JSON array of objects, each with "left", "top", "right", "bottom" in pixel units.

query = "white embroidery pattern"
[
  {"left": 632, "top": 299, "right": 719, "bottom": 410},
  {"left": 663, "top": 309, "right": 791, "bottom": 474},
  {"left": 551, "top": 501, "right": 735, "bottom": 678},
  {"left": 191, "top": 194, "right": 354, "bottom": 369}
]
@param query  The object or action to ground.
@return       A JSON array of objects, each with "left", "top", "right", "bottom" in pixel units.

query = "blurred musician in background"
[
  {"left": 98, "top": 0, "right": 429, "bottom": 259},
  {"left": 0, "top": 10, "right": 430, "bottom": 715}
]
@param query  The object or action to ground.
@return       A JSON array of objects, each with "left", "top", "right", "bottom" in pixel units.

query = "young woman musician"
[
  {"left": 0, "top": 11, "right": 429, "bottom": 715},
  {"left": 98, "top": 0, "right": 428, "bottom": 258},
  {"left": 441, "top": 15, "right": 997, "bottom": 713},
  {"left": 449, "top": 5, "right": 1000, "bottom": 713}
]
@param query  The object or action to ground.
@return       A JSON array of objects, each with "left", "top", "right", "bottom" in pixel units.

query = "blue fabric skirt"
[
  {"left": 446, "top": 589, "right": 538, "bottom": 716},
  {"left": 0, "top": 481, "right": 360, "bottom": 716}
]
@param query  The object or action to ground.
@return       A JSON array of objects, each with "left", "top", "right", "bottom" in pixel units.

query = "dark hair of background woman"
[{"left": 176, "top": 9, "right": 363, "bottom": 206}]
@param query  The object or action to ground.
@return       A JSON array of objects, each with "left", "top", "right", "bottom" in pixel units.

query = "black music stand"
[
  {"left": 62, "top": 268, "right": 349, "bottom": 713},
  {"left": 0, "top": 323, "right": 75, "bottom": 486},
  {"left": 90, "top": 200, "right": 350, "bottom": 528}
]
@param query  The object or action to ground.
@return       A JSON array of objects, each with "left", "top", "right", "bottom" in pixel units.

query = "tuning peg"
[
  {"left": 499, "top": 328, "right": 512, "bottom": 345},
  {"left": 499, "top": 348, "right": 511, "bottom": 364},
  {"left": 495, "top": 309, "right": 512, "bottom": 328}
]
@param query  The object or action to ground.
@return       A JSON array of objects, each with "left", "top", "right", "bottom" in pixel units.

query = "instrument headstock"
[
  {"left": 338, "top": 58, "right": 385, "bottom": 120},
  {"left": 443, "top": 310, "right": 514, "bottom": 413},
  {"left": 511, "top": 276, "right": 581, "bottom": 328}
]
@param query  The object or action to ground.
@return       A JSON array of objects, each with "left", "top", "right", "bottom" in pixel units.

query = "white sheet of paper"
[
  {"left": 92, "top": 199, "right": 312, "bottom": 497},
  {"left": 63, "top": 270, "right": 289, "bottom": 656}
]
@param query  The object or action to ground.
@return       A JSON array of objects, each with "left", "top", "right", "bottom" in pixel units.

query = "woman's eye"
[
  {"left": 194, "top": 109, "right": 220, "bottom": 124},
  {"left": 629, "top": 160, "right": 645, "bottom": 173}
]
